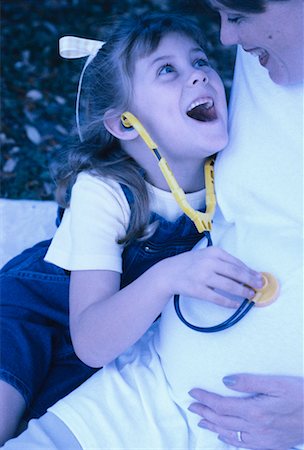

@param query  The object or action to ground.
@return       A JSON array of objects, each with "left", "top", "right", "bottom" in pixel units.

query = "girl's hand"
[
  {"left": 162, "top": 247, "right": 263, "bottom": 308},
  {"left": 69, "top": 247, "right": 262, "bottom": 366},
  {"left": 188, "top": 374, "right": 304, "bottom": 450}
]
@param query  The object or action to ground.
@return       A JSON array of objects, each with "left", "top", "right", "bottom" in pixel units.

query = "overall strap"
[{"left": 119, "top": 184, "right": 134, "bottom": 206}]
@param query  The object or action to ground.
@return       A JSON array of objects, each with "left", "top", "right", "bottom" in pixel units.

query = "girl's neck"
[
  {"left": 123, "top": 141, "right": 206, "bottom": 193},
  {"left": 145, "top": 158, "right": 206, "bottom": 194}
]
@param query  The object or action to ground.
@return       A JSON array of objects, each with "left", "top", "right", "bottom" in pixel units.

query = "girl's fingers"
[
  {"left": 176, "top": 248, "right": 264, "bottom": 305},
  {"left": 214, "top": 248, "right": 255, "bottom": 270},
  {"left": 197, "top": 248, "right": 263, "bottom": 289},
  {"left": 198, "top": 288, "right": 241, "bottom": 308},
  {"left": 222, "top": 265, "right": 263, "bottom": 291},
  {"left": 210, "top": 259, "right": 263, "bottom": 291},
  {"left": 208, "top": 273, "right": 257, "bottom": 299}
]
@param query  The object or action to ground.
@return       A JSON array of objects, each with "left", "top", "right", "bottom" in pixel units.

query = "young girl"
[{"left": 0, "top": 11, "right": 263, "bottom": 446}]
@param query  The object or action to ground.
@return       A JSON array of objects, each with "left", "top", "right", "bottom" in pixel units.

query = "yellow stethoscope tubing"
[
  {"left": 121, "top": 111, "right": 216, "bottom": 232},
  {"left": 121, "top": 112, "right": 280, "bottom": 331}
]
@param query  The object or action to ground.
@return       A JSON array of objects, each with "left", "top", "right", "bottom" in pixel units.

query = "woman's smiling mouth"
[
  {"left": 244, "top": 48, "right": 270, "bottom": 68},
  {"left": 186, "top": 97, "right": 217, "bottom": 122}
]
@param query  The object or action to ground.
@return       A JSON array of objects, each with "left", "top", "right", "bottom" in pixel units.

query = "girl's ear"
[{"left": 103, "top": 109, "right": 139, "bottom": 141}]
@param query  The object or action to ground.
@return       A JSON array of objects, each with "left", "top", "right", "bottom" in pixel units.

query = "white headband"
[{"left": 59, "top": 36, "right": 106, "bottom": 141}]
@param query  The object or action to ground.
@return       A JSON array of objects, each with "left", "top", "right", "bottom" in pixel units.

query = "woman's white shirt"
[{"left": 155, "top": 46, "right": 303, "bottom": 419}]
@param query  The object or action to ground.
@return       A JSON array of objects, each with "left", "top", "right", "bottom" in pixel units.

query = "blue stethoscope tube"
[{"left": 173, "top": 231, "right": 255, "bottom": 332}]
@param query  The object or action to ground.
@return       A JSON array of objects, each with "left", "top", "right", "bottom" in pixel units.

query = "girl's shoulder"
[
  {"left": 76, "top": 170, "right": 117, "bottom": 189},
  {"left": 74, "top": 171, "right": 128, "bottom": 206},
  {"left": 70, "top": 172, "right": 131, "bottom": 226}
]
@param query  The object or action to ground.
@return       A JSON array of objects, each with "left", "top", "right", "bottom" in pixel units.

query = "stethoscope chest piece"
[{"left": 251, "top": 272, "right": 280, "bottom": 307}]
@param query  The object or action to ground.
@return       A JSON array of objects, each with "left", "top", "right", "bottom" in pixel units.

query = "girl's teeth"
[{"left": 187, "top": 98, "right": 214, "bottom": 112}]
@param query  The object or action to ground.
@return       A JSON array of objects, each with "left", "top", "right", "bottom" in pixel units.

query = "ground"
[{"left": 1, "top": 0, "right": 235, "bottom": 200}]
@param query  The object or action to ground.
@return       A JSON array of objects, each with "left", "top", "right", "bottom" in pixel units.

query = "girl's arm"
[{"left": 70, "top": 246, "right": 263, "bottom": 367}]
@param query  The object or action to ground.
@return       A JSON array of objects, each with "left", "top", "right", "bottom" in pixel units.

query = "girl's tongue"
[{"left": 187, "top": 104, "right": 217, "bottom": 122}]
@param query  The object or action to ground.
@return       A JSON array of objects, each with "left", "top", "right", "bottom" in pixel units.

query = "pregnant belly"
[{"left": 155, "top": 263, "right": 303, "bottom": 410}]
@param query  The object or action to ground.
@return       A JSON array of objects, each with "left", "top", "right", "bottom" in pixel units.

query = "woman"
[{"left": 187, "top": 1, "right": 304, "bottom": 448}]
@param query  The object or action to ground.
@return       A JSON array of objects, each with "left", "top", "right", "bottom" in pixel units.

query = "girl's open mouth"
[{"left": 186, "top": 97, "right": 217, "bottom": 122}]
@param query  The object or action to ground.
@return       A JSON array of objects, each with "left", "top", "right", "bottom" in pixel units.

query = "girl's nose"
[
  {"left": 189, "top": 70, "right": 209, "bottom": 86},
  {"left": 220, "top": 19, "right": 238, "bottom": 46}
]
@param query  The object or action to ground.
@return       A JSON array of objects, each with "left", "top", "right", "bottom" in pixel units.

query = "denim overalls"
[{"left": 0, "top": 186, "right": 208, "bottom": 421}]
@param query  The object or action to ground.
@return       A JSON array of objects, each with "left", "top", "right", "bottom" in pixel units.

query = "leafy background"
[{"left": 1, "top": 0, "right": 236, "bottom": 200}]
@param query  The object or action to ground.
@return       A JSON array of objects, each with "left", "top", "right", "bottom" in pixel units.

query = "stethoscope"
[{"left": 121, "top": 112, "right": 280, "bottom": 332}]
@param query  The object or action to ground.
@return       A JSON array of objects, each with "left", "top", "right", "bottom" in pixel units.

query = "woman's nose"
[{"left": 220, "top": 19, "right": 238, "bottom": 46}]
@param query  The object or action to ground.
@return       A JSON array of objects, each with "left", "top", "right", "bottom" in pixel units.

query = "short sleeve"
[{"left": 45, "top": 173, "right": 131, "bottom": 272}]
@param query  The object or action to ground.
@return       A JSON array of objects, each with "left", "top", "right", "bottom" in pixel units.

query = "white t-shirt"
[
  {"left": 155, "top": 47, "right": 304, "bottom": 441},
  {"left": 45, "top": 172, "right": 205, "bottom": 271}
]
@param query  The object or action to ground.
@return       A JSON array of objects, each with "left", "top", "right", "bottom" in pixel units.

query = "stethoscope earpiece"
[{"left": 121, "top": 114, "right": 133, "bottom": 130}]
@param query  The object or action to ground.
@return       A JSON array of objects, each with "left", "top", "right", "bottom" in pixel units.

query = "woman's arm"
[
  {"left": 70, "top": 247, "right": 263, "bottom": 367},
  {"left": 188, "top": 374, "right": 304, "bottom": 450}
]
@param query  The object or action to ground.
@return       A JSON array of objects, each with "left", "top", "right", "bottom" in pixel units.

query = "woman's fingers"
[
  {"left": 188, "top": 377, "right": 304, "bottom": 450},
  {"left": 188, "top": 388, "right": 250, "bottom": 417},
  {"left": 188, "top": 402, "right": 246, "bottom": 430},
  {"left": 188, "top": 402, "right": 258, "bottom": 449}
]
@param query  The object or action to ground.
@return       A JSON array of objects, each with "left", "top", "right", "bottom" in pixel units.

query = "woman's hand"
[
  {"left": 188, "top": 374, "right": 304, "bottom": 449},
  {"left": 164, "top": 247, "right": 263, "bottom": 308}
]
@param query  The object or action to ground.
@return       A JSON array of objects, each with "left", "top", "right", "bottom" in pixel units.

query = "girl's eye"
[
  {"left": 194, "top": 58, "right": 210, "bottom": 68},
  {"left": 158, "top": 64, "right": 175, "bottom": 75}
]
